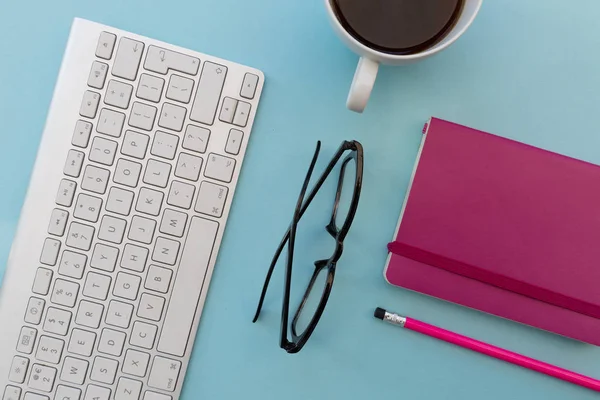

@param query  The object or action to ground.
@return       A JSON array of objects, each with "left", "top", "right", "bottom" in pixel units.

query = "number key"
[
  {"left": 43, "top": 307, "right": 72, "bottom": 336},
  {"left": 28, "top": 364, "right": 56, "bottom": 392},
  {"left": 35, "top": 335, "right": 64, "bottom": 364},
  {"left": 51, "top": 279, "right": 80, "bottom": 308},
  {"left": 74, "top": 193, "right": 102, "bottom": 222}
]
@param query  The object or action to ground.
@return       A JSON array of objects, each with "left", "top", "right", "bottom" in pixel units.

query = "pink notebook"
[{"left": 384, "top": 117, "right": 600, "bottom": 346}]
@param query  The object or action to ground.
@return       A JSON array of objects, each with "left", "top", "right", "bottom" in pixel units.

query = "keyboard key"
[
  {"left": 182, "top": 124, "right": 210, "bottom": 153},
  {"left": 66, "top": 222, "right": 95, "bottom": 251},
  {"left": 195, "top": 181, "right": 228, "bottom": 218},
  {"left": 128, "top": 216, "right": 156, "bottom": 244},
  {"left": 88, "top": 61, "right": 108, "bottom": 89},
  {"left": 151, "top": 237, "right": 180, "bottom": 265},
  {"left": 72, "top": 120, "right": 93, "bottom": 148},
  {"left": 158, "top": 102, "right": 186, "bottom": 132},
  {"left": 83, "top": 272, "right": 111, "bottom": 301},
  {"left": 81, "top": 165, "right": 110, "bottom": 194},
  {"left": 89, "top": 136, "right": 118, "bottom": 166},
  {"left": 190, "top": 62, "right": 227, "bottom": 125},
  {"left": 48, "top": 208, "right": 69, "bottom": 236},
  {"left": 143, "top": 391, "right": 171, "bottom": 400},
  {"left": 204, "top": 153, "right": 236, "bottom": 183},
  {"left": 143, "top": 159, "right": 171, "bottom": 188},
  {"left": 105, "top": 300, "right": 134, "bottom": 328},
  {"left": 113, "top": 273, "right": 141, "bottom": 300},
  {"left": 105, "top": 79, "right": 133, "bottom": 109},
  {"left": 55, "top": 385, "right": 81, "bottom": 400},
  {"left": 68, "top": 329, "right": 96, "bottom": 357},
  {"left": 167, "top": 180, "right": 195, "bottom": 209},
  {"left": 24, "top": 297, "right": 45, "bottom": 325},
  {"left": 59, "top": 250, "right": 87, "bottom": 279},
  {"left": 60, "top": 356, "right": 88, "bottom": 385},
  {"left": 9, "top": 356, "right": 29, "bottom": 383},
  {"left": 121, "top": 130, "right": 150, "bottom": 159},
  {"left": 240, "top": 72, "right": 259, "bottom": 99},
  {"left": 23, "top": 393, "right": 48, "bottom": 400},
  {"left": 112, "top": 37, "right": 144, "bottom": 80},
  {"left": 32, "top": 268, "right": 53, "bottom": 295},
  {"left": 114, "top": 158, "right": 142, "bottom": 187},
  {"left": 74, "top": 193, "right": 102, "bottom": 222},
  {"left": 166, "top": 74, "right": 194, "bottom": 103},
  {"left": 159, "top": 209, "right": 187, "bottom": 237},
  {"left": 137, "top": 73, "right": 164, "bottom": 103},
  {"left": 147, "top": 356, "right": 181, "bottom": 392},
  {"left": 98, "top": 329, "right": 126, "bottom": 357},
  {"left": 233, "top": 100, "right": 251, "bottom": 127},
  {"left": 96, "top": 31, "right": 116, "bottom": 59},
  {"left": 36, "top": 335, "right": 64, "bottom": 364},
  {"left": 80, "top": 91, "right": 100, "bottom": 118},
  {"left": 175, "top": 153, "right": 202, "bottom": 181},
  {"left": 129, "top": 102, "right": 157, "bottom": 131},
  {"left": 145, "top": 265, "right": 172, "bottom": 294},
  {"left": 115, "top": 377, "right": 142, "bottom": 400},
  {"left": 43, "top": 307, "right": 72, "bottom": 336},
  {"left": 40, "top": 238, "right": 61, "bottom": 265},
  {"left": 16, "top": 326, "right": 37, "bottom": 354},
  {"left": 63, "top": 150, "right": 85, "bottom": 177},
  {"left": 121, "top": 244, "right": 149, "bottom": 272},
  {"left": 225, "top": 128, "right": 244, "bottom": 155},
  {"left": 56, "top": 179, "right": 77, "bottom": 207},
  {"left": 98, "top": 215, "right": 127, "bottom": 244},
  {"left": 85, "top": 384, "right": 111, "bottom": 400},
  {"left": 106, "top": 187, "right": 134, "bottom": 216},
  {"left": 137, "top": 293, "right": 165, "bottom": 321},
  {"left": 122, "top": 349, "right": 150, "bottom": 377},
  {"left": 136, "top": 187, "right": 164, "bottom": 216},
  {"left": 219, "top": 97, "right": 237, "bottom": 123},
  {"left": 28, "top": 364, "right": 56, "bottom": 392},
  {"left": 75, "top": 300, "right": 104, "bottom": 329},
  {"left": 151, "top": 131, "right": 179, "bottom": 160},
  {"left": 130, "top": 321, "right": 157, "bottom": 349},
  {"left": 144, "top": 46, "right": 200, "bottom": 76},
  {"left": 91, "top": 243, "right": 119, "bottom": 272},
  {"left": 97, "top": 108, "right": 125, "bottom": 138},
  {"left": 51, "top": 279, "right": 79, "bottom": 308},
  {"left": 91, "top": 355, "right": 119, "bottom": 384},
  {"left": 3, "top": 385, "right": 21, "bottom": 400}
]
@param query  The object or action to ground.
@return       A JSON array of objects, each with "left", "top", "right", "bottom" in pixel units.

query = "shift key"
[{"left": 189, "top": 62, "right": 227, "bottom": 125}]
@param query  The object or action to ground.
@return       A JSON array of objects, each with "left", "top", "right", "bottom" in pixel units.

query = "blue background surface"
[{"left": 2, "top": 0, "right": 600, "bottom": 399}]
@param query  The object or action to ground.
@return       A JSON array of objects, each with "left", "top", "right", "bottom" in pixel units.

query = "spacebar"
[{"left": 157, "top": 217, "right": 219, "bottom": 357}]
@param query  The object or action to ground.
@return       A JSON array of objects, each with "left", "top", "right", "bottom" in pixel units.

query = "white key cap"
[
  {"left": 129, "top": 102, "right": 157, "bottom": 131},
  {"left": 175, "top": 153, "right": 202, "bottom": 181},
  {"left": 106, "top": 187, "right": 134, "bottom": 216},
  {"left": 151, "top": 237, "right": 180, "bottom": 265},
  {"left": 218, "top": 97, "right": 237, "bottom": 123},
  {"left": 3, "top": 385, "right": 22, "bottom": 400},
  {"left": 195, "top": 181, "right": 228, "bottom": 218},
  {"left": 98, "top": 329, "right": 126, "bottom": 357},
  {"left": 113, "top": 273, "right": 141, "bottom": 300},
  {"left": 105, "top": 300, "right": 134, "bottom": 329},
  {"left": 75, "top": 300, "right": 104, "bottom": 329},
  {"left": 158, "top": 217, "right": 218, "bottom": 356},
  {"left": 16, "top": 327, "right": 37, "bottom": 354},
  {"left": 121, "top": 244, "right": 149, "bottom": 272},
  {"left": 159, "top": 209, "right": 187, "bottom": 237},
  {"left": 72, "top": 120, "right": 93, "bottom": 148},
  {"left": 190, "top": 62, "right": 227, "bottom": 125},
  {"left": 130, "top": 321, "right": 157, "bottom": 350},
  {"left": 145, "top": 265, "right": 172, "bottom": 294},
  {"left": 112, "top": 37, "right": 144, "bottom": 80},
  {"left": 91, "top": 356, "right": 119, "bottom": 384},
  {"left": 59, "top": 251, "right": 87, "bottom": 280},
  {"left": 105, "top": 79, "right": 133, "bottom": 109},
  {"left": 60, "top": 357, "right": 88, "bottom": 385},
  {"left": 128, "top": 216, "right": 156, "bottom": 244},
  {"left": 80, "top": 91, "right": 100, "bottom": 118},
  {"left": 233, "top": 100, "right": 251, "bottom": 127},
  {"left": 81, "top": 165, "right": 110, "bottom": 194},
  {"left": 55, "top": 385, "right": 81, "bottom": 400},
  {"left": 68, "top": 329, "right": 96, "bottom": 356},
  {"left": 66, "top": 222, "right": 94, "bottom": 251},
  {"left": 114, "top": 158, "right": 142, "bottom": 188},
  {"left": 143, "top": 159, "right": 171, "bottom": 188},
  {"left": 166, "top": 74, "right": 194, "bottom": 103},
  {"left": 137, "top": 293, "right": 165, "bottom": 321},
  {"left": 48, "top": 208, "right": 69, "bottom": 236},
  {"left": 151, "top": 131, "right": 179, "bottom": 160},
  {"left": 74, "top": 193, "right": 102, "bottom": 222},
  {"left": 121, "top": 130, "right": 149, "bottom": 159},
  {"left": 144, "top": 46, "right": 200, "bottom": 75},
  {"left": 225, "top": 128, "right": 244, "bottom": 155},
  {"left": 96, "top": 31, "right": 116, "bottom": 59},
  {"left": 88, "top": 61, "right": 108, "bottom": 89},
  {"left": 183, "top": 124, "right": 210, "bottom": 153},
  {"left": 43, "top": 307, "right": 72, "bottom": 336},
  {"left": 36, "top": 335, "right": 64, "bottom": 364},
  {"left": 98, "top": 215, "right": 127, "bottom": 244},
  {"left": 24, "top": 297, "right": 45, "bottom": 325},
  {"left": 28, "top": 364, "right": 56, "bottom": 392},
  {"left": 23, "top": 393, "right": 48, "bottom": 400},
  {"left": 56, "top": 179, "right": 77, "bottom": 207},
  {"left": 8, "top": 356, "right": 29, "bottom": 383},
  {"left": 32, "top": 268, "right": 53, "bottom": 295},
  {"left": 143, "top": 391, "right": 171, "bottom": 400},
  {"left": 204, "top": 153, "right": 236, "bottom": 183},
  {"left": 89, "top": 136, "right": 118, "bottom": 166},
  {"left": 137, "top": 74, "right": 164, "bottom": 103},
  {"left": 240, "top": 72, "right": 259, "bottom": 99},
  {"left": 136, "top": 187, "right": 164, "bottom": 216},
  {"left": 83, "top": 272, "right": 111, "bottom": 300},
  {"left": 40, "top": 238, "right": 60, "bottom": 265},
  {"left": 51, "top": 279, "right": 79, "bottom": 308},
  {"left": 147, "top": 356, "right": 181, "bottom": 392},
  {"left": 122, "top": 349, "right": 150, "bottom": 377},
  {"left": 115, "top": 378, "right": 143, "bottom": 400},
  {"left": 63, "top": 150, "right": 85, "bottom": 177},
  {"left": 97, "top": 108, "right": 125, "bottom": 138},
  {"left": 167, "top": 181, "right": 195, "bottom": 209},
  {"left": 91, "top": 243, "right": 119, "bottom": 272},
  {"left": 158, "top": 103, "right": 186, "bottom": 132},
  {"left": 84, "top": 385, "right": 110, "bottom": 400}
]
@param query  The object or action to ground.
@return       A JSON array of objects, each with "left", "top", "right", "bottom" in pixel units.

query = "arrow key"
[
  {"left": 225, "top": 128, "right": 244, "bottom": 155},
  {"left": 233, "top": 101, "right": 251, "bottom": 127},
  {"left": 218, "top": 97, "right": 238, "bottom": 124}
]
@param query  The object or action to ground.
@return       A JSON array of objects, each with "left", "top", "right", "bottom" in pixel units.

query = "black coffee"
[{"left": 332, "top": 0, "right": 464, "bottom": 55}]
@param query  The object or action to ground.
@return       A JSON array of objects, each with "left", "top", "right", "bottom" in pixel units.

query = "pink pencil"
[{"left": 374, "top": 307, "right": 600, "bottom": 392}]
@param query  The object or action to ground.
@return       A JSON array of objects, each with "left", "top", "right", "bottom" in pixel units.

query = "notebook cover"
[{"left": 385, "top": 118, "right": 600, "bottom": 345}]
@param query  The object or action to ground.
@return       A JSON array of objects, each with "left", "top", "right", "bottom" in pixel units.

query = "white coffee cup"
[{"left": 325, "top": 0, "right": 483, "bottom": 113}]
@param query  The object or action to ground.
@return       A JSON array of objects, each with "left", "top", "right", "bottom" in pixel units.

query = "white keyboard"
[{"left": 0, "top": 18, "right": 264, "bottom": 400}]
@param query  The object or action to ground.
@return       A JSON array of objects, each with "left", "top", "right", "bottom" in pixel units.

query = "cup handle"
[{"left": 346, "top": 57, "right": 379, "bottom": 113}]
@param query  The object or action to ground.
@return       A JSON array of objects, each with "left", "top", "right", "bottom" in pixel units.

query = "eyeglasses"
[{"left": 252, "top": 140, "right": 364, "bottom": 353}]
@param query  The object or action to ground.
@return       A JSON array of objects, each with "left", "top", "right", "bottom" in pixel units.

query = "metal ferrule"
[{"left": 384, "top": 311, "right": 406, "bottom": 327}]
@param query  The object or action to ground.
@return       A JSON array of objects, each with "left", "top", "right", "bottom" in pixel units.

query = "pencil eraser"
[{"left": 374, "top": 307, "right": 386, "bottom": 320}]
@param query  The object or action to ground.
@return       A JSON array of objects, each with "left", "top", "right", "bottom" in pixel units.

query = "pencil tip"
[{"left": 374, "top": 307, "right": 386, "bottom": 320}]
